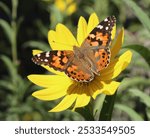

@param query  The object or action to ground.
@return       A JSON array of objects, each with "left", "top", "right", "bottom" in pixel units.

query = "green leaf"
[
  {"left": 0, "top": 1, "right": 11, "bottom": 17},
  {"left": 99, "top": 92, "right": 117, "bottom": 121},
  {"left": 114, "top": 104, "right": 143, "bottom": 121},
  {"left": 17, "top": 17, "right": 24, "bottom": 31},
  {"left": 118, "top": 77, "right": 150, "bottom": 92},
  {"left": 0, "top": 80, "right": 15, "bottom": 92},
  {"left": 147, "top": 108, "right": 150, "bottom": 119},
  {"left": 22, "top": 41, "right": 50, "bottom": 51},
  {"left": 35, "top": 20, "right": 48, "bottom": 38},
  {"left": 0, "top": 55, "right": 17, "bottom": 83},
  {"left": 93, "top": 94, "right": 106, "bottom": 121},
  {"left": 122, "top": 0, "right": 150, "bottom": 32},
  {"left": 123, "top": 45, "right": 150, "bottom": 66},
  {"left": 129, "top": 88, "right": 150, "bottom": 108},
  {"left": 0, "top": 19, "right": 13, "bottom": 44}
]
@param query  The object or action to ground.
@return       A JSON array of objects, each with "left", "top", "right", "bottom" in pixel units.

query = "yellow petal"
[
  {"left": 93, "top": 81, "right": 120, "bottom": 98},
  {"left": 27, "top": 74, "right": 72, "bottom": 88},
  {"left": 48, "top": 30, "right": 57, "bottom": 49},
  {"left": 49, "top": 94, "right": 77, "bottom": 112},
  {"left": 56, "top": 24, "right": 78, "bottom": 48},
  {"left": 48, "top": 24, "right": 78, "bottom": 50},
  {"left": 102, "top": 81, "right": 120, "bottom": 95},
  {"left": 111, "top": 28, "right": 124, "bottom": 58},
  {"left": 66, "top": 1, "right": 76, "bottom": 15},
  {"left": 32, "top": 50, "right": 64, "bottom": 75},
  {"left": 54, "top": 0, "right": 76, "bottom": 15},
  {"left": 87, "top": 13, "right": 99, "bottom": 34},
  {"left": 32, "top": 87, "right": 66, "bottom": 101},
  {"left": 32, "top": 49, "right": 42, "bottom": 55},
  {"left": 101, "top": 50, "right": 132, "bottom": 81},
  {"left": 77, "top": 16, "right": 87, "bottom": 45},
  {"left": 73, "top": 87, "right": 91, "bottom": 110},
  {"left": 54, "top": 0, "right": 65, "bottom": 11}
]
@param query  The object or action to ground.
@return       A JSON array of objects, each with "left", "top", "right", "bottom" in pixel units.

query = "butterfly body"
[{"left": 32, "top": 16, "right": 116, "bottom": 82}]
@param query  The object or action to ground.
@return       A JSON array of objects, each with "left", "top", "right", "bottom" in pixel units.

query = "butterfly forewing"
[
  {"left": 83, "top": 16, "right": 116, "bottom": 47},
  {"left": 80, "top": 16, "right": 116, "bottom": 74},
  {"left": 32, "top": 50, "right": 73, "bottom": 71}
]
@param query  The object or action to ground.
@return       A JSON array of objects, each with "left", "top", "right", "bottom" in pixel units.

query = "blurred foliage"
[{"left": 0, "top": 0, "right": 150, "bottom": 120}]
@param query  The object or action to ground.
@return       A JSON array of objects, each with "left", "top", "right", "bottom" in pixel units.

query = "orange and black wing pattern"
[
  {"left": 84, "top": 16, "right": 116, "bottom": 47},
  {"left": 32, "top": 50, "right": 73, "bottom": 71}
]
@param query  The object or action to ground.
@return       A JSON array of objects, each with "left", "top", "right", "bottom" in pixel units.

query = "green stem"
[
  {"left": 99, "top": 92, "right": 117, "bottom": 121},
  {"left": 75, "top": 107, "right": 95, "bottom": 121},
  {"left": 11, "top": 0, "right": 18, "bottom": 66},
  {"left": 75, "top": 102, "right": 95, "bottom": 121}
]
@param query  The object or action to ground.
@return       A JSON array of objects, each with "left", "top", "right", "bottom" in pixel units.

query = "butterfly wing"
[
  {"left": 65, "top": 57, "right": 94, "bottom": 82},
  {"left": 83, "top": 46, "right": 111, "bottom": 75},
  {"left": 81, "top": 16, "right": 116, "bottom": 74},
  {"left": 32, "top": 50, "right": 94, "bottom": 82},
  {"left": 32, "top": 50, "right": 73, "bottom": 72},
  {"left": 83, "top": 16, "right": 116, "bottom": 47},
  {"left": 93, "top": 47, "right": 111, "bottom": 72}
]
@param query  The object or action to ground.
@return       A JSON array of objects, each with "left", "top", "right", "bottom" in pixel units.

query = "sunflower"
[{"left": 28, "top": 13, "right": 132, "bottom": 112}]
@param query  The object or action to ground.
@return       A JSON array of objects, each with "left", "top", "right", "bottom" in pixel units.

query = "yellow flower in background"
[
  {"left": 28, "top": 13, "right": 132, "bottom": 112},
  {"left": 54, "top": 0, "right": 77, "bottom": 15}
]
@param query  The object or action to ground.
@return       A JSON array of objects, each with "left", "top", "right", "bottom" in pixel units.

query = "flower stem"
[
  {"left": 75, "top": 104, "right": 95, "bottom": 121},
  {"left": 99, "top": 92, "right": 117, "bottom": 121},
  {"left": 11, "top": 0, "right": 18, "bottom": 66}
]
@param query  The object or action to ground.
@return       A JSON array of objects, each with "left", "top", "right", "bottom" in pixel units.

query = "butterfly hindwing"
[
  {"left": 65, "top": 57, "right": 94, "bottom": 82},
  {"left": 92, "top": 47, "right": 111, "bottom": 72}
]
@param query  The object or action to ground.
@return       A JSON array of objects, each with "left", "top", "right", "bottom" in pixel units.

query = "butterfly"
[{"left": 32, "top": 16, "right": 116, "bottom": 82}]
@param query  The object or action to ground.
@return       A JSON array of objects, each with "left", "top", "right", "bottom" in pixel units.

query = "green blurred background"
[{"left": 0, "top": 0, "right": 150, "bottom": 121}]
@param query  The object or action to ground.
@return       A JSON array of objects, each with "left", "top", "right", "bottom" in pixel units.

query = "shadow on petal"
[{"left": 66, "top": 78, "right": 104, "bottom": 98}]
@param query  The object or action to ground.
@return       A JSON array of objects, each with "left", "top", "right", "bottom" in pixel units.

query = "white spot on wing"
[
  {"left": 105, "top": 26, "right": 109, "bottom": 30},
  {"left": 37, "top": 54, "right": 41, "bottom": 57},
  {"left": 46, "top": 52, "right": 50, "bottom": 57},
  {"left": 97, "top": 25, "right": 103, "bottom": 29},
  {"left": 44, "top": 59, "right": 48, "bottom": 62},
  {"left": 104, "top": 18, "right": 108, "bottom": 22}
]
